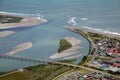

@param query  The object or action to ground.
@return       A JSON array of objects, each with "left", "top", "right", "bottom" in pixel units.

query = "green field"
[{"left": 0, "top": 63, "right": 73, "bottom": 80}]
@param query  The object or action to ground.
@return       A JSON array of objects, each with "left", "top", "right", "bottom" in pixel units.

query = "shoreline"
[
  {"left": 64, "top": 26, "right": 92, "bottom": 56},
  {"left": 0, "top": 17, "right": 47, "bottom": 29},
  {"left": 4, "top": 42, "right": 32, "bottom": 56},
  {"left": 81, "top": 26, "right": 120, "bottom": 39},
  {"left": 0, "top": 12, "right": 47, "bottom": 38},
  {"left": 65, "top": 26, "right": 120, "bottom": 76},
  {"left": 49, "top": 36, "right": 81, "bottom": 59}
]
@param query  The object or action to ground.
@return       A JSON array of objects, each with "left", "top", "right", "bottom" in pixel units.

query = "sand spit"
[
  {"left": 0, "top": 17, "right": 47, "bottom": 29},
  {"left": 49, "top": 37, "right": 81, "bottom": 59},
  {"left": 0, "top": 31, "right": 15, "bottom": 38},
  {"left": 4, "top": 42, "right": 32, "bottom": 56},
  {"left": 65, "top": 26, "right": 120, "bottom": 39}
]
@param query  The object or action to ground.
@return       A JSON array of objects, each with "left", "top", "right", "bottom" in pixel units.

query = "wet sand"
[
  {"left": 0, "top": 17, "right": 47, "bottom": 29},
  {"left": 4, "top": 42, "right": 32, "bottom": 56},
  {"left": 0, "top": 31, "right": 15, "bottom": 38}
]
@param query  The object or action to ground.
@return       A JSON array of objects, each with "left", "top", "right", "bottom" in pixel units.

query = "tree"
[{"left": 58, "top": 39, "right": 72, "bottom": 53}]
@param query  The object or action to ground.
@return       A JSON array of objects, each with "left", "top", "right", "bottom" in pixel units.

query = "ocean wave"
[
  {"left": 82, "top": 26, "right": 120, "bottom": 36},
  {"left": 68, "top": 17, "right": 77, "bottom": 26},
  {"left": 0, "top": 11, "right": 35, "bottom": 16},
  {"left": 0, "top": 11, "right": 44, "bottom": 18},
  {"left": 80, "top": 17, "right": 88, "bottom": 21}
]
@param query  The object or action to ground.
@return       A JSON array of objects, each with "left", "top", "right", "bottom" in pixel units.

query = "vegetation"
[
  {"left": 0, "top": 64, "right": 72, "bottom": 80},
  {"left": 58, "top": 39, "right": 72, "bottom": 53},
  {"left": 0, "top": 14, "right": 23, "bottom": 23},
  {"left": 107, "top": 70, "right": 120, "bottom": 75},
  {"left": 0, "top": 72, "right": 8, "bottom": 75},
  {"left": 91, "top": 48, "right": 96, "bottom": 55},
  {"left": 59, "top": 59, "right": 76, "bottom": 63},
  {"left": 79, "top": 56, "right": 92, "bottom": 65}
]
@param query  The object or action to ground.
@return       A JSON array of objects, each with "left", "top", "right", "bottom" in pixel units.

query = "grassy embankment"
[{"left": 0, "top": 14, "right": 23, "bottom": 23}]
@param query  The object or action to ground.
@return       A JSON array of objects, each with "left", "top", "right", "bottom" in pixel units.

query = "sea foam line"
[
  {"left": 82, "top": 26, "right": 120, "bottom": 36},
  {"left": 0, "top": 11, "right": 35, "bottom": 16},
  {"left": 0, "top": 11, "right": 44, "bottom": 18},
  {"left": 68, "top": 17, "right": 77, "bottom": 26}
]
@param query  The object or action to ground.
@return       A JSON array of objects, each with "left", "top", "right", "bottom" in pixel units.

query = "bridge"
[
  {"left": 0, "top": 54, "right": 120, "bottom": 79},
  {"left": 0, "top": 54, "right": 51, "bottom": 64}
]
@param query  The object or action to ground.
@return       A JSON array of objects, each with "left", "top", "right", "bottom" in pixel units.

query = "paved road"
[{"left": 0, "top": 55, "right": 119, "bottom": 78}]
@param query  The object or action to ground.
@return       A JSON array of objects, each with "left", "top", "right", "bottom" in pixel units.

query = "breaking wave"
[
  {"left": 0, "top": 11, "right": 44, "bottom": 18},
  {"left": 82, "top": 26, "right": 120, "bottom": 36},
  {"left": 0, "top": 11, "right": 36, "bottom": 16},
  {"left": 68, "top": 17, "right": 77, "bottom": 26},
  {"left": 80, "top": 17, "right": 88, "bottom": 21}
]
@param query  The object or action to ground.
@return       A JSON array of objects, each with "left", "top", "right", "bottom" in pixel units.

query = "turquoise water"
[{"left": 0, "top": 0, "right": 120, "bottom": 72}]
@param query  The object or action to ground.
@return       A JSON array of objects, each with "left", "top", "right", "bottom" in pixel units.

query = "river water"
[{"left": 0, "top": 0, "right": 120, "bottom": 72}]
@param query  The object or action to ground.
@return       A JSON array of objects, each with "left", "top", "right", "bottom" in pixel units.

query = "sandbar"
[
  {"left": 0, "top": 13, "right": 47, "bottom": 29},
  {"left": 4, "top": 42, "right": 32, "bottom": 56},
  {"left": 49, "top": 37, "right": 81, "bottom": 59},
  {"left": 0, "top": 31, "right": 15, "bottom": 38}
]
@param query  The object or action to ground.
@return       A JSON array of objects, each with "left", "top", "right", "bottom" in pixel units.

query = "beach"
[
  {"left": 49, "top": 37, "right": 81, "bottom": 59},
  {"left": 4, "top": 42, "right": 32, "bottom": 56}
]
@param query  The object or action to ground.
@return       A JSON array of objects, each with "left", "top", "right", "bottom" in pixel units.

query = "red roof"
[{"left": 113, "top": 63, "right": 120, "bottom": 67}]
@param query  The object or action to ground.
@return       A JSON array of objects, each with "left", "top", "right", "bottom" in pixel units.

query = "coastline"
[
  {"left": 0, "top": 12, "right": 47, "bottom": 38},
  {"left": 49, "top": 36, "right": 81, "bottom": 59},
  {"left": 64, "top": 26, "right": 92, "bottom": 56},
  {"left": 0, "top": 16, "right": 47, "bottom": 29},
  {"left": 65, "top": 26, "right": 120, "bottom": 76},
  {"left": 81, "top": 27, "right": 120, "bottom": 39},
  {"left": 4, "top": 42, "right": 32, "bottom": 56}
]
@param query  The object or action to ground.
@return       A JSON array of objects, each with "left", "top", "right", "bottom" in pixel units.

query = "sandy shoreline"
[
  {"left": 49, "top": 37, "right": 81, "bottom": 59},
  {"left": 4, "top": 42, "right": 32, "bottom": 56},
  {"left": 0, "top": 13, "right": 47, "bottom": 38},
  {"left": 0, "top": 31, "right": 15, "bottom": 38},
  {"left": 81, "top": 27, "right": 120, "bottom": 38},
  {"left": 65, "top": 26, "right": 120, "bottom": 39},
  {"left": 0, "top": 17, "right": 47, "bottom": 29}
]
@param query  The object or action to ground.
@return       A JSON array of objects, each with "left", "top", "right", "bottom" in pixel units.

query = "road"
[
  {"left": 0, "top": 26, "right": 119, "bottom": 79},
  {"left": 0, "top": 55, "right": 119, "bottom": 78}
]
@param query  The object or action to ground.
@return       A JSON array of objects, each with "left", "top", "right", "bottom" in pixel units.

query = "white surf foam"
[
  {"left": 68, "top": 17, "right": 77, "bottom": 26},
  {"left": 82, "top": 26, "right": 120, "bottom": 36},
  {"left": 0, "top": 11, "right": 35, "bottom": 16},
  {"left": 80, "top": 17, "right": 88, "bottom": 21}
]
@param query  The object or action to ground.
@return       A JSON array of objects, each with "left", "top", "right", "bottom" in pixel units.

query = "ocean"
[{"left": 0, "top": 0, "right": 120, "bottom": 72}]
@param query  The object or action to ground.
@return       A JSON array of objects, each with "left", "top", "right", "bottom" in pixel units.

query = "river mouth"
[{"left": 1, "top": 0, "right": 120, "bottom": 72}]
